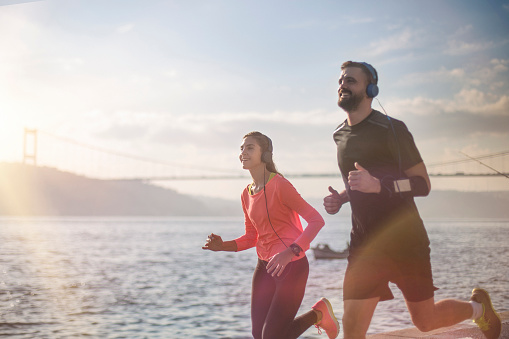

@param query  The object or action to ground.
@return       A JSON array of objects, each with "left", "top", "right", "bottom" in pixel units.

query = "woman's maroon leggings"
[{"left": 251, "top": 256, "right": 317, "bottom": 339}]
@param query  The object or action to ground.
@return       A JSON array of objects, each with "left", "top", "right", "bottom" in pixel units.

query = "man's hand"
[
  {"left": 348, "top": 162, "right": 381, "bottom": 193},
  {"left": 324, "top": 186, "right": 343, "bottom": 215}
]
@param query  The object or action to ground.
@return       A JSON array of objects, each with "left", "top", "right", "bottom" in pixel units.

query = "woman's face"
[{"left": 239, "top": 136, "right": 263, "bottom": 170}]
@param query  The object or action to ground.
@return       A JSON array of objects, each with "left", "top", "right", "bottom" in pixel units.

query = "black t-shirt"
[{"left": 333, "top": 110, "right": 430, "bottom": 258}]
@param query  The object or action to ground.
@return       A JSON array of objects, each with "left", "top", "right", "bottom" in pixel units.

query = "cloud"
[
  {"left": 393, "top": 59, "right": 509, "bottom": 98},
  {"left": 443, "top": 24, "right": 507, "bottom": 56},
  {"left": 284, "top": 16, "right": 374, "bottom": 30},
  {"left": 116, "top": 23, "right": 134, "bottom": 34},
  {"left": 55, "top": 57, "right": 84, "bottom": 71},
  {"left": 390, "top": 91, "right": 509, "bottom": 117},
  {"left": 491, "top": 58, "right": 509, "bottom": 72},
  {"left": 449, "top": 24, "right": 474, "bottom": 38},
  {"left": 394, "top": 67, "right": 466, "bottom": 87},
  {"left": 453, "top": 90, "right": 509, "bottom": 115},
  {"left": 147, "top": 108, "right": 337, "bottom": 144},
  {"left": 409, "top": 110, "right": 509, "bottom": 144},
  {"left": 385, "top": 58, "right": 509, "bottom": 146},
  {"left": 2, "top": 0, "right": 508, "bottom": 183},
  {"left": 445, "top": 39, "right": 495, "bottom": 56},
  {"left": 368, "top": 28, "right": 424, "bottom": 56},
  {"left": 348, "top": 17, "right": 374, "bottom": 24},
  {"left": 93, "top": 111, "right": 153, "bottom": 140},
  {"left": 283, "top": 19, "right": 339, "bottom": 30},
  {"left": 0, "top": 0, "right": 43, "bottom": 6},
  {"left": 0, "top": 6, "right": 40, "bottom": 58}
]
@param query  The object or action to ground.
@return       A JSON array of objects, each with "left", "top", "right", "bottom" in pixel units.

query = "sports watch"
[{"left": 289, "top": 243, "right": 302, "bottom": 256}]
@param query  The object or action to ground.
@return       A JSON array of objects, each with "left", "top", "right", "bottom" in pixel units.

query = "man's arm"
[
  {"left": 403, "top": 161, "right": 431, "bottom": 194},
  {"left": 349, "top": 161, "right": 430, "bottom": 197}
]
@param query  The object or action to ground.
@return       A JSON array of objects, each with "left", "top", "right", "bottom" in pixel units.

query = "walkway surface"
[{"left": 368, "top": 310, "right": 509, "bottom": 338}]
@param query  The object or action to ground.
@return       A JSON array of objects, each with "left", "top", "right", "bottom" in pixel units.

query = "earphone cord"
[
  {"left": 376, "top": 98, "right": 403, "bottom": 178},
  {"left": 263, "top": 169, "right": 288, "bottom": 248},
  {"left": 376, "top": 98, "right": 410, "bottom": 201}
]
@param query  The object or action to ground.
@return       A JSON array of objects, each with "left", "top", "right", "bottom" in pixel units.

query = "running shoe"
[
  {"left": 470, "top": 288, "right": 501, "bottom": 339},
  {"left": 312, "top": 297, "right": 339, "bottom": 339}
]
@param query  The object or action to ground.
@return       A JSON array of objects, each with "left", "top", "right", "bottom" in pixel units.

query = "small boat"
[{"left": 312, "top": 243, "right": 349, "bottom": 260}]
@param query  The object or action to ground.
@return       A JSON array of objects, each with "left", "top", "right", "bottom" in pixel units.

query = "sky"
[{"left": 1, "top": 0, "right": 509, "bottom": 199}]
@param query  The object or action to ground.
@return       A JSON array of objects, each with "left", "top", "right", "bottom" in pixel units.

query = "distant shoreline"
[{"left": 1, "top": 163, "right": 508, "bottom": 218}]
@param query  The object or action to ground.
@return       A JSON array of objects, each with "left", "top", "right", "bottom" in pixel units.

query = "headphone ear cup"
[
  {"left": 366, "top": 83, "right": 379, "bottom": 98},
  {"left": 261, "top": 151, "right": 272, "bottom": 163},
  {"left": 262, "top": 135, "right": 273, "bottom": 163}
]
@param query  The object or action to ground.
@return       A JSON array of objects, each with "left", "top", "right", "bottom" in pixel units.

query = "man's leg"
[
  {"left": 342, "top": 251, "right": 393, "bottom": 339},
  {"left": 343, "top": 297, "right": 379, "bottom": 339},
  {"left": 405, "top": 296, "right": 473, "bottom": 332}
]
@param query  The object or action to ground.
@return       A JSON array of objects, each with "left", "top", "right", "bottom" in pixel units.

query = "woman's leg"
[
  {"left": 251, "top": 259, "right": 276, "bottom": 339},
  {"left": 262, "top": 257, "right": 317, "bottom": 339}
]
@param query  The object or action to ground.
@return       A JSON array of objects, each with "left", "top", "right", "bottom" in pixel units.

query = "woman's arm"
[
  {"left": 232, "top": 194, "right": 259, "bottom": 251},
  {"left": 293, "top": 204, "right": 325, "bottom": 251},
  {"left": 202, "top": 233, "right": 238, "bottom": 252},
  {"left": 279, "top": 179, "right": 325, "bottom": 251}
]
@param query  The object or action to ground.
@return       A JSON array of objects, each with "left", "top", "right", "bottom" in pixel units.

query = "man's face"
[{"left": 337, "top": 67, "right": 368, "bottom": 112}]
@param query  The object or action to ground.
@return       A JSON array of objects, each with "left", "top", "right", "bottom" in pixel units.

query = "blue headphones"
[{"left": 361, "top": 62, "right": 379, "bottom": 98}]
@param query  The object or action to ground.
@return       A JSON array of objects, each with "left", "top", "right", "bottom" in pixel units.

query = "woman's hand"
[
  {"left": 202, "top": 233, "right": 223, "bottom": 251},
  {"left": 266, "top": 248, "right": 295, "bottom": 277}
]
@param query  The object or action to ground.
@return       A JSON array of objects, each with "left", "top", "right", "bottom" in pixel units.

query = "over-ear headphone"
[
  {"left": 361, "top": 62, "right": 379, "bottom": 98},
  {"left": 261, "top": 135, "right": 273, "bottom": 163}
]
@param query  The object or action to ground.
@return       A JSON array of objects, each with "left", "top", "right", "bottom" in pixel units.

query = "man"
[{"left": 323, "top": 61, "right": 501, "bottom": 339}]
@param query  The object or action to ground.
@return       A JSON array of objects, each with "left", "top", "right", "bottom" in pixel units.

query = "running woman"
[{"left": 203, "top": 131, "right": 339, "bottom": 339}]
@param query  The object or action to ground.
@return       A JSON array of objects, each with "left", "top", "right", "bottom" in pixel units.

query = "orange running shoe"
[{"left": 312, "top": 297, "right": 339, "bottom": 339}]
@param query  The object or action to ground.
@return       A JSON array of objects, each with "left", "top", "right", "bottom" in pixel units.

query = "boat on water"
[{"left": 312, "top": 243, "right": 349, "bottom": 260}]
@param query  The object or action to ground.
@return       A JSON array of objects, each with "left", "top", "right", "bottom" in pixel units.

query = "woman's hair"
[{"left": 243, "top": 131, "right": 282, "bottom": 176}]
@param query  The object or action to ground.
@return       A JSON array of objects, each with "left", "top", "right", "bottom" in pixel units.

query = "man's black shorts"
[{"left": 343, "top": 251, "right": 438, "bottom": 302}]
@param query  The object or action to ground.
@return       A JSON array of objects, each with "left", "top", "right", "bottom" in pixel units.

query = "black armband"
[{"left": 380, "top": 176, "right": 429, "bottom": 198}]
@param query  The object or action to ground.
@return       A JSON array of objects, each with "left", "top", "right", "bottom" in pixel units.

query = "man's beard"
[{"left": 338, "top": 90, "right": 363, "bottom": 112}]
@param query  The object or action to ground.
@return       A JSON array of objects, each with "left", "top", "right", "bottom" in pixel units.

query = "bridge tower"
[{"left": 23, "top": 128, "right": 38, "bottom": 165}]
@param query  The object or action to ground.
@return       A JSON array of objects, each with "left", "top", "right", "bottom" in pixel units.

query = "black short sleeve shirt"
[{"left": 333, "top": 110, "right": 429, "bottom": 255}]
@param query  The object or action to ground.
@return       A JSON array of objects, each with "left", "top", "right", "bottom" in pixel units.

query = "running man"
[{"left": 324, "top": 61, "right": 501, "bottom": 339}]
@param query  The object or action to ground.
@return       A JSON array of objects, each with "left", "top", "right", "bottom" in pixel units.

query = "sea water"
[{"left": 0, "top": 216, "right": 508, "bottom": 338}]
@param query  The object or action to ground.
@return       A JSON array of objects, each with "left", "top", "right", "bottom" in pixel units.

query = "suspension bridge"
[{"left": 21, "top": 128, "right": 509, "bottom": 184}]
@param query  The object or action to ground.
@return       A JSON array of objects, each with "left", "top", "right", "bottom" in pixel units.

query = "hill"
[
  {"left": 0, "top": 163, "right": 239, "bottom": 216},
  {"left": 1, "top": 163, "right": 508, "bottom": 218}
]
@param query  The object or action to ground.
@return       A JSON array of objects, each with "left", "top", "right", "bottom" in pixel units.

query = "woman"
[{"left": 202, "top": 131, "right": 339, "bottom": 339}]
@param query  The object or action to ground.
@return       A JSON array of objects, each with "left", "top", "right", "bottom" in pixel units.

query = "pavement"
[{"left": 367, "top": 310, "right": 509, "bottom": 339}]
